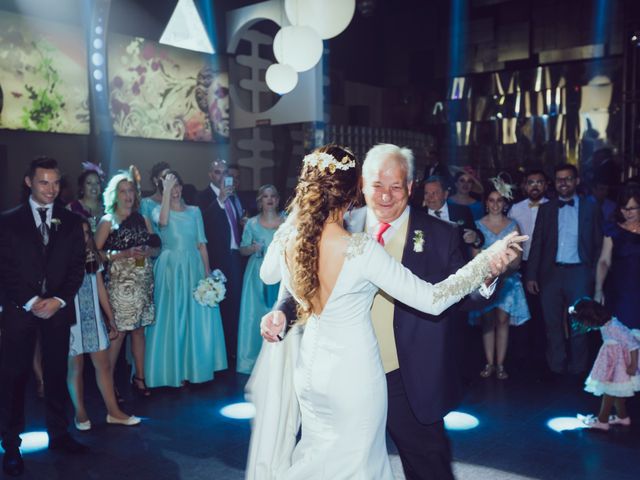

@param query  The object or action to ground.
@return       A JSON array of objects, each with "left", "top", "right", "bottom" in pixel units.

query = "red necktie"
[{"left": 375, "top": 222, "right": 391, "bottom": 246}]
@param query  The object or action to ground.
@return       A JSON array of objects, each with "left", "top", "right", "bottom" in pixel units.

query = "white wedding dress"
[{"left": 247, "top": 225, "right": 502, "bottom": 480}]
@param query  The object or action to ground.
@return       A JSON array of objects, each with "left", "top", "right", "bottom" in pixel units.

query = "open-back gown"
[{"left": 248, "top": 225, "right": 504, "bottom": 479}]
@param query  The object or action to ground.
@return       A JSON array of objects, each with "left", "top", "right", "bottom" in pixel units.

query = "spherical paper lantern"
[
  {"left": 273, "top": 25, "right": 323, "bottom": 73},
  {"left": 285, "top": 0, "right": 355, "bottom": 40},
  {"left": 265, "top": 63, "right": 298, "bottom": 95}
]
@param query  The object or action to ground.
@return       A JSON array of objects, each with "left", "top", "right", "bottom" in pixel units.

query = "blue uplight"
[
  {"left": 547, "top": 416, "right": 587, "bottom": 433},
  {"left": 0, "top": 431, "right": 49, "bottom": 454},
  {"left": 444, "top": 411, "right": 479, "bottom": 431},
  {"left": 220, "top": 402, "right": 256, "bottom": 420}
]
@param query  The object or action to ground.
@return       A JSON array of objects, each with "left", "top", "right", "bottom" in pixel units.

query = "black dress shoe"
[
  {"left": 2, "top": 448, "right": 24, "bottom": 476},
  {"left": 48, "top": 434, "right": 89, "bottom": 454}
]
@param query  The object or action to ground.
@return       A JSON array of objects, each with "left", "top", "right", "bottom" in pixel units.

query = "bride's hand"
[
  {"left": 487, "top": 232, "right": 528, "bottom": 276},
  {"left": 260, "top": 310, "right": 286, "bottom": 343}
]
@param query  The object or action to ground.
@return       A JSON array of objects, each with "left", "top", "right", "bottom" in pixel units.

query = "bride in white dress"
[{"left": 246, "top": 145, "right": 524, "bottom": 480}]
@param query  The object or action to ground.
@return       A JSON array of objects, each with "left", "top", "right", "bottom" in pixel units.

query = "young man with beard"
[{"left": 508, "top": 170, "right": 549, "bottom": 374}]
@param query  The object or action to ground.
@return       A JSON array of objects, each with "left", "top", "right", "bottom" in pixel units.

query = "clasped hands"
[{"left": 31, "top": 297, "right": 62, "bottom": 319}]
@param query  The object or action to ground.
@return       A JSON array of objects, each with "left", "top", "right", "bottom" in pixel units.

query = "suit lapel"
[
  {"left": 19, "top": 204, "right": 45, "bottom": 252},
  {"left": 46, "top": 204, "right": 65, "bottom": 253}
]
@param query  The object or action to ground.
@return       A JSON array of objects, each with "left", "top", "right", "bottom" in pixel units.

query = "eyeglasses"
[
  {"left": 526, "top": 179, "right": 545, "bottom": 186},
  {"left": 555, "top": 176, "right": 575, "bottom": 183},
  {"left": 621, "top": 206, "right": 640, "bottom": 212}
]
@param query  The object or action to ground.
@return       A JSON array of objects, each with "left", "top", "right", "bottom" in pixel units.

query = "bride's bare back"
[{"left": 286, "top": 222, "right": 349, "bottom": 316}]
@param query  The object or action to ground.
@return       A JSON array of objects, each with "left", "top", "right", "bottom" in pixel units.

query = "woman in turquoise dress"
[
  {"left": 145, "top": 171, "right": 227, "bottom": 387},
  {"left": 236, "top": 185, "right": 283, "bottom": 374},
  {"left": 139, "top": 161, "right": 171, "bottom": 226},
  {"left": 470, "top": 186, "right": 530, "bottom": 380}
]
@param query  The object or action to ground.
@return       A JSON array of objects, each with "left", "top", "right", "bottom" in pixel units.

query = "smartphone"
[{"left": 224, "top": 176, "right": 234, "bottom": 188}]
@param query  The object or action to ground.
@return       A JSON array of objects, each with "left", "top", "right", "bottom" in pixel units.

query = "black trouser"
[
  {"left": 0, "top": 305, "right": 70, "bottom": 450},
  {"left": 539, "top": 264, "right": 591, "bottom": 374},
  {"left": 216, "top": 250, "right": 242, "bottom": 362},
  {"left": 517, "top": 261, "right": 547, "bottom": 369},
  {"left": 386, "top": 369, "right": 455, "bottom": 480}
]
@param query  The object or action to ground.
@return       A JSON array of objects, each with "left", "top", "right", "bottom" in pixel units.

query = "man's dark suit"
[
  {"left": 0, "top": 203, "right": 85, "bottom": 450},
  {"left": 525, "top": 196, "right": 603, "bottom": 374},
  {"left": 197, "top": 187, "right": 243, "bottom": 361}
]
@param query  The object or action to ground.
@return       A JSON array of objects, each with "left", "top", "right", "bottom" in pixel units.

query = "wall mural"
[
  {"left": 0, "top": 11, "right": 90, "bottom": 134},
  {"left": 108, "top": 34, "right": 229, "bottom": 142}
]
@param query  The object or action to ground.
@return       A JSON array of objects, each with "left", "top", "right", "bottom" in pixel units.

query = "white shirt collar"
[
  {"left": 428, "top": 202, "right": 449, "bottom": 218},
  {"left": 366, "top": 205, "right": 410, "bottom": 234},
  {"left": 29, "top": 196, "right": 53, "bottom": 212},
  {"left": 210, "top": 182, "right": 220, "bottom": 196}
]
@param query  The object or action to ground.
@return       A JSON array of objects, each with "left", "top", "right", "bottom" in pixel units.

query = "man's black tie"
[
  {"left": 558, "top": 199, "right": 575, "bottom": 208},
  {"left": 38, "top": 207, "right": 49, "bottom": 246},
  {"left": 434, "top": 210, "right": 442, "bottom": 218}
]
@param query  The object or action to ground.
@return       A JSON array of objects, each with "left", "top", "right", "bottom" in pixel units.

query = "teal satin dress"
[
  {"left": 145, "top": 205, "right": 227, "bottom": 387},
  {"left": 236, "top": 216, "right": 280, "bottom": 374}
]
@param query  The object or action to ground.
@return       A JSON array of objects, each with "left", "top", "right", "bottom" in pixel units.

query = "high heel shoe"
[
  {"left": 106, "top": 414, "right": 141, "bottom": 426},
  {"left": 496, "top": 365, "right": 509, "bottom": 380},
  {"left": 131, "top": 376, "right": 151, "bottom": 397},
  {"left": 479, "top": 364, "right": 495, "bottom": 378}
]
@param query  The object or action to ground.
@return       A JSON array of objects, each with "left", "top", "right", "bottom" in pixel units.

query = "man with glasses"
[
  {"left": 508, "top": 170, "right": 549, "bottom": 374},
  {"left": 525, "top": 164, "right": 603, "bottom": 378}
]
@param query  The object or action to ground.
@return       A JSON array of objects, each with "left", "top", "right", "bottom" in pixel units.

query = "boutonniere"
[
  {"left": 456, "top": 219, "right": 465, "bottom": 227},
  {"left": 51, "top": 218, "right": 62, "bottom": 231},
  {"left": 413, "top": 230, "right": 425, "bottom": 252}
]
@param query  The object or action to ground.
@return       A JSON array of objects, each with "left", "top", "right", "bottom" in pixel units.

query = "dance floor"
[{"left": 4, "top": 364, "right": 639, "bottom": 480}]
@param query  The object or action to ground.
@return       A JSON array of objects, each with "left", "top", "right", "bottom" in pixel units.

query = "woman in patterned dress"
[
  {"left": 95, "top": 167, "right": 160, "bottom": 397},
  {"left": 470, "top": 185, "right": 530, "bottom": 380},
  {"left": 68, "top": 219, "right": 140, "bottom": 429}
]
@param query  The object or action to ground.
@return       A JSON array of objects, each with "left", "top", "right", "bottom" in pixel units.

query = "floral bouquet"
[{"left": 193, "top": 269, "right": 227, "bottom": 307}]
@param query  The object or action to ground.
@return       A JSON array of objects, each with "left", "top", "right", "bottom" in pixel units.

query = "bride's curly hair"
[{"left": 290, "top": 145, "right": 361, "bottom": 322}]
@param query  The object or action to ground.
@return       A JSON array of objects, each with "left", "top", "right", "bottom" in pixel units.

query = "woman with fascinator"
[
  {"left": 245, "top": 145, "right": 527, "bottom": 479},
  {"left": 67, "top": 162, "right": 105, "bottom": 231},
  {"left": 469, "top": 175, "right": 530, "bottom": 380},
  {"left": 95, "top": 166, "right": 160, "bottom": 398}
]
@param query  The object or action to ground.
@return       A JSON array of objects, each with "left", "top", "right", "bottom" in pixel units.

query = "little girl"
[
  {"left": 67, "top": 219, "right": 141, "bottom": 430},
  {"left": 571, "top": 297, "right": 640, "bottom": 430}
]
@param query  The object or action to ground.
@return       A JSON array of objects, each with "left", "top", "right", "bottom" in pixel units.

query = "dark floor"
[{"left": 2, "top": 361, "right": 639, "bottom": 480}]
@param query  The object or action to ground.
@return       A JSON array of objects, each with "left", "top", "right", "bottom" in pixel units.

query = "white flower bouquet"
[{"left": 193, "top": 269, "right": 227, "bottom": 307}]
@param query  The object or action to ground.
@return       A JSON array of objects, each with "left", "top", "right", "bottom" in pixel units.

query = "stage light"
[
  {"left": 160, "top": 0, "right": 214, "bottom": 54},
  {"left": 443, "top": 411, "right": 479, "bottom": 431},
  {"left": 265, "top": 63, "right": 299, "bottom": 95},
  {"left": 220, "top": 402, "right": 256, "bottom": 420},
  {"left": 93, "top": 70, "right": 103, "bottom": 80},
  {"left": 273, "top": 26, "right": 323, "bottom": 73},
  {"left": 546, "top": 416, "right": 587, "bottom": 432},
  {"left": 285, "top": 0, "right": 355, "bottom": 40},
  {"left": 0, "top": 431, "right": 48, "bottom": 454},
  {"left": 91, "top": 52, "right": 104, "bottom": 66},
  {"left": 93, "top": 38, "right": 103, "bottom": 49}
]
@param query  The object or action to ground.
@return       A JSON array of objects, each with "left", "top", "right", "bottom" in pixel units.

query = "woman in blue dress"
[
  {"left": 448, "top": 170, "right": 485, "bottom": 220},
  {"left": 139, "top": 161, "right": 171, "bottom": 225},
  {"left": 470, "top": 184, "right": 530, "bottom": 380},
  {"left": 145, "top": 171, "right": 227, "bottom": 387},
  {"left": 236, "top": 185, "right": 283, "bottom": 374},
  {"left": 595, "top": 187, "right": 640, "bottom": 330}
]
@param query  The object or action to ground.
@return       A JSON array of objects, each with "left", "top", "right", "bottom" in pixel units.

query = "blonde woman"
[{"left": 95, "top": 167, "right": 160, "bottom": 397}]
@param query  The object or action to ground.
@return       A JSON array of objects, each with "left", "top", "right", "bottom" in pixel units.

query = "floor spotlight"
[
  {"left": 220, "top": 402, "right": 256, "bottom": 420},
  {"left": 0, "top": 431, "right": 49, "bottom": 454},
  {"left": 444, "top": 411, "right": 480, "bottom": 431},
  {"left": 546, "top": 416, "right": 587, "bottom": 433}
]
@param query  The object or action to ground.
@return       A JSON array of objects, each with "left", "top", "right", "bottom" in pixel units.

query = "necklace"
[{"left": 623, "top": 222, "right": 640, "bottom": 234}]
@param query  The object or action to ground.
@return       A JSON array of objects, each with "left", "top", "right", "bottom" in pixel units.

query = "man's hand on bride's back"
[{"left": 260, "top": 310, "right": 286, "bottom": 342}]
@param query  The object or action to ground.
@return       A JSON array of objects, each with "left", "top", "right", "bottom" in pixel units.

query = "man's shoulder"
[
  {"left": 411, "top": 209, "right": 456, "bottom": 234},
  {"left": 0, "top": 204, "right": 27, "bottom": 225}
]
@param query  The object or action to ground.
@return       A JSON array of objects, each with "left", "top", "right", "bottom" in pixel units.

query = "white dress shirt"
[
  {"left": 210, "top": 183, "right": 239, "bottom": 250},
  {"left": 428, "top": 202, "right": 451, "bottom": 222},
  {"left": 25, "top": 196, "right": 66, "bottom": 311},
  {"left": 508, "top": 197, "right": 548, "bottom": 261}
]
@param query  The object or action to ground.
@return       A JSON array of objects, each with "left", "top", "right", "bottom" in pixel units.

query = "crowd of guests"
[{"left": 0, "top": 149, "right": 638, "bottom": 477}]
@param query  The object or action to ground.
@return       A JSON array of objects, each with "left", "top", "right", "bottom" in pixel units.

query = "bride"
[{"left": 246, "top": 145, "right": 525, "bottom": 479}]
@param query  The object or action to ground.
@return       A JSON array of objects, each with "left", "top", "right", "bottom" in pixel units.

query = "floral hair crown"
[
  {"left": 489, "top": 173, "right": 515, "bottom": 201},
  {"left": 303, "top": 151, "right": 356, "bottom": 174},
  {"left": 81, "top": 161, "right": 105, "bottom": 179}
]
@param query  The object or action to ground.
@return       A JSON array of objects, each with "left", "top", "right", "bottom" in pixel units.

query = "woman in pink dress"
[{"left": 572, "top": 298, "right": 640, "bottom": 430}]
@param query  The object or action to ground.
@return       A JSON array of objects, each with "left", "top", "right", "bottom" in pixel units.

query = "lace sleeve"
[
  {"left": 360, "top": 235, "right": 505, "bottom": 315},
  {"left": 260, "top": 222, "right": 294, "bottom": 285}
]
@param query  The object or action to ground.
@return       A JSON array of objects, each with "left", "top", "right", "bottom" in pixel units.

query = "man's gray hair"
[{"left": 363, "top": 144, "right": 414, "bottom": 185}]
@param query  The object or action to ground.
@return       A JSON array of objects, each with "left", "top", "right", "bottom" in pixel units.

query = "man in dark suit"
[
  {"left": 262, "top": 145, "right": 508, "bottom": 480},
  {"left": 526, "top": 163, "right": 603, "bottom": 376},
  {"left": 197, "top": 159, "right": 244, "bottom": 363},
  {"left": 422, "top": 175, "right": 483, "bottom": 256},
  {"left": 0, "top": 157, "right": 87, "bottom": 476}
]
